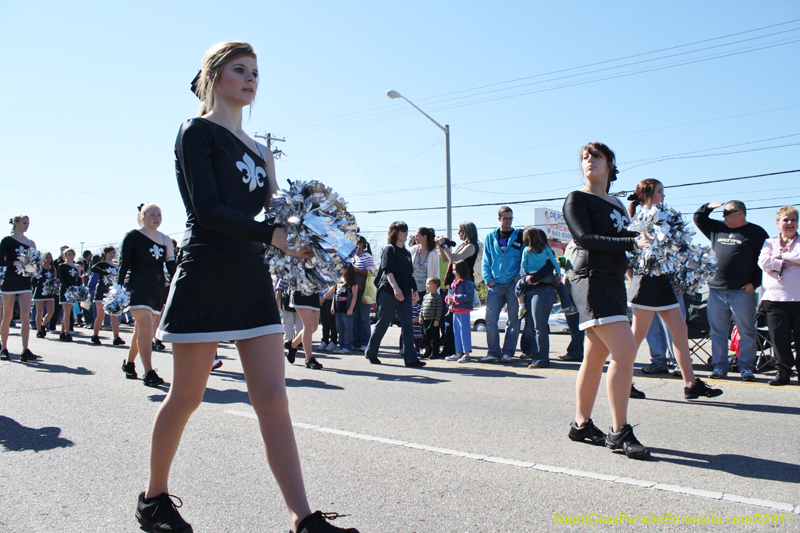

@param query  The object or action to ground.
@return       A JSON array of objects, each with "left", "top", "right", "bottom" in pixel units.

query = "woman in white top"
[{"left": 409, "top": 227, "right": 439, "bottom": 300}]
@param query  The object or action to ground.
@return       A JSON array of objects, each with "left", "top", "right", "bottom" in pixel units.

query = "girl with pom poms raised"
[
  {"left": 135, "top": 41, "right": 359, "bottom": 533},
  {"left": 0, "top": 214, "right": 39, "bottom": 361}
]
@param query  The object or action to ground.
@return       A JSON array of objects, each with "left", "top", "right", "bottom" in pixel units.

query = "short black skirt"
[
  {"left": 1, "top": 269, "right": 31, "bottom": 295},
  {"left": 628, "top": 274, "right": 679, "bottom": 311},
  {"left": 571, "top": 270, "right": 630, "bottom": 331},
  {"left": 290, "top": 291, "right": 321, "bottom": 311},
  {"left": 156, "top": 246, "right": 282, "bottom": 343}
]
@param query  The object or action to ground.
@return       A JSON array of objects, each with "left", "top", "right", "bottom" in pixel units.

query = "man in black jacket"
[{"left": 694, "top": 200, "right": 769, "bottom": 381}]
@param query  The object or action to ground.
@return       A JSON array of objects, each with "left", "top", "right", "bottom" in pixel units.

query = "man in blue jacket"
[{"left": 480, "top": 206, "right": 524, "bottom": 363}]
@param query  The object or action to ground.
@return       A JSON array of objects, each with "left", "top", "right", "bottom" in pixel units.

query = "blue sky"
[{"left": 1, "top": 1, "right": 798, "bottom": 254}]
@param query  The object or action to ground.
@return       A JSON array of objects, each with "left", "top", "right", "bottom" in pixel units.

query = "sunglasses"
[{"left": 722, "top": 209, "right": 740, "bottom": 217}]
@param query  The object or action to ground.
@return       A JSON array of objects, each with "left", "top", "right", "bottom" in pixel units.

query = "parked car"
[{"left": 470, "top": 304, "right": 570, "bottom": 334}]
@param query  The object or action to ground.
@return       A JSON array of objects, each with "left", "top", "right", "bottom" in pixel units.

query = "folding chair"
[
  {"left": 683, "top": 291, "right": 712, "bottom": 367},
  {"left": 754, "top": 301, "right": 777, "bottom": 374}
]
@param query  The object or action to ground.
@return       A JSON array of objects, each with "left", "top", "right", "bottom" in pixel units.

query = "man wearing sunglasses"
[{"left": 694, "top": 201, "right": 769, "bottom": 381}]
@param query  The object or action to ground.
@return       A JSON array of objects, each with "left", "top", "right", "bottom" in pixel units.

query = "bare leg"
[
  {"left": 238, "top": 334, "right": 312, "bottom": 531},
  {"left": 127, "top": 309, "right": 156, "bottom": 371},
  {"left": 111, "top": 314, "right": 120, "bottom": 338},
  {"left": 17, "top": 293, "right": 31, "bottom": 349},
  {"left": 42, "top": 300, "right": 55, "bottom": 330},
  {"left": 660, "top": 307, "right": 696, "bottom": 386},
  {"left": 60, "top": 304, "right": 72, "bottom": 335},
  {"left": 1, "top": 294, "right": 15, "bottom": 350},
  {"left": 292, "top": 308, "right": 319, "bottom": 363},
  {"left": 631, "top": 309, "right": 656, "bottom": 354},
  {"left": 146, "top": 342, "right": 216, "bottom": 498},
  {"left": 35, "top": 301, "right": 45, "bottom": 332},
  {"left": 574, "top": 327, "right": 610, "bottom": 426},
  {"left": 93, "top": 302, "right": 105, "bottom": 337},
  {"left": 590, "top": 321, "right": 638, "bottom": 432}
]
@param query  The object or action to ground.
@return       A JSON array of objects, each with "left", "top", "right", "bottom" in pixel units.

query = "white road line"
[{"left": 225, "top": 409, "right": 798, "bottom": 514}]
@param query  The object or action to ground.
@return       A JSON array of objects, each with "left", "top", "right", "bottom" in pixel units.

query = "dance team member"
[
  {"left": 140, "top": 41, "right": 358, "bottom": 533},
  {"left": 562, "top": 142, "right": 653, "bottom": 460},
  {"left": 57, "top": 249, "right": 82, "bottom": 343},
  {"left": 0, "top": 215, "right": 38, "bottom": 361},
  {"left": 91, "top": 246, "right": 125, "bottom": 346},
  {"left": 286, "top": 288, "right": 323, "bottom": 369},
  {"left": 627, "top": 179, "right": 722, "bottom": 400},
  {"left": 32, "top": 251, "right": 56, "bottom": 340},
  {"left": 119, "top": 203, "right": 174, "bottom": 386}
]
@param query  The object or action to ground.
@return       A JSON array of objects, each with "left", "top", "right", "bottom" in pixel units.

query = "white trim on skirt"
[
  {"left": 579, "top": 315, "right": 629, "bottom": 331},
  {"left": 1, "top": 289, "right": 32, "bottom": 295},
  {"left": 127, "top": 305, "right": 162, "bottom": 316},
  {"left": 156, "top": 324, "right": 284, "bottom": 344},
  {"left": 292, "top": 304, "right": 321, "bottom": 311},
  {"left": 628, "top": 302, "right": 680, "bottom": 312}
]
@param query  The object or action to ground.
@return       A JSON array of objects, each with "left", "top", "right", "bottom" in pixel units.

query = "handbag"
[{"left": 363, "top": 272, "right": 377, "bottom": 305}]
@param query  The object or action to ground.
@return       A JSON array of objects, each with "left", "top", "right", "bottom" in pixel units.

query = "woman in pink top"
[{"left": 758, "top": 205, "right": 800, "bottom": 386}]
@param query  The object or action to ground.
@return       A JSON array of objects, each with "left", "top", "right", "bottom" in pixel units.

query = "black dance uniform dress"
[
  {"left": 92, "top": 261, "right": 119, "bottom": 303},
  {"left": 0, "top": 236, "right": 33, "bottom": 295},
  {"left": 32, "top": 265, "right": 56, "bottom": 302},
  {"left": 626, "top": 212, "right": 679, "bottom": 312},
  {"left": 290, "top": 290, "right": 321, "bottom": 311},
  {"left": 156, "top": 117, "right": 282, "bottom": 343},
  {"left": 58, "top": 263, "right": 82, "bottom": 305},
  {"left": 118, "top": 231, "right": 168, "bottom": 315},
  {"left": 563, "top": 191, "right": 638, "bottom": 331}
]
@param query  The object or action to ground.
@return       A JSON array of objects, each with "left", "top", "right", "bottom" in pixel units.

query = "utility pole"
[{"left": 254, "top": 133, "right": 285, "bottom": 159}]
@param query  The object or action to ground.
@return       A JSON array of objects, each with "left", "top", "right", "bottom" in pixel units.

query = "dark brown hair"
[
  {"left": 498, "top": 206, "right": 512, "bottom": 218},
  {"left": 523, "top": 227, "right": 547, "bottom": 254},
  {"left": 627, "top": 178, "right": 663, "bottom": 217},
  {"left": 416, "top": 227, "right": 435, "bottom": 250},
  {"left": 341, "top": 264, "right": 358, "bottom": 288},
  {"left": 387, "top": 221, "right": 408, "bottom": 246},
  {"left": 454, "top": 260, "right": 471, "bottom": 280},
  {"left": 427, "top": 277, "right": 441, "bottom": 288},
  {"left": 580, "top": 142, "right": 618, "bottom": 193}
]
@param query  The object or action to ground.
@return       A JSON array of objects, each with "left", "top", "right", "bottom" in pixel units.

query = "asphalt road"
[{"left": 1, "top": 323, "right": 798, "bottom": 532}]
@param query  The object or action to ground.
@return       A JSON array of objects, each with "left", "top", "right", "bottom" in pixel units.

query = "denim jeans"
[
  {"left": 352, "top": 287, "right": 372, "bottom": 348},
  {"left": 707, "top": 288, "right": 757, "bottom": 372},
  {"left": 453, "top": 312, "right": 472, "bottom": 353},
  {"left": 523, "top": 285, "right": 556, "bottom": 365},
  {"left": 335, "top": 312, "right": 354, "bottom": 348},
  {"left": 485, "top": 281, "right": 520, "bottom": 357},
  {"left": 645, "top": 290, "right": 685, "bottom": 365},
  {"left": 565, "top": 311, "right": 584, "bottom": 358},
  {"left": 366, "top": 288, "right": 420, "bottom": 364}
]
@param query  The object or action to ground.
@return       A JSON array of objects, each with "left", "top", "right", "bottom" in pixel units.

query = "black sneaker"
[
  {"left": 684, "top": 378, "right": 723, "bottom": 399},
  {"left": 558, "top": 353, "right": 582, "bottom": 362},
  {"left": 36, "top": 327, "right": 46, "bottom": 339},
  {"left": 143, "top": 369, "right": 165, "bottom": 387},
  {"left": 20, "top": 349, "right": 38, "bottom": 362},
  {"left": 605, "top": 424, "right": 650, "bottom": 460},
  {"left": 641, "top": 362, "right": 670, "bottom": 374},
  {"left": 366, "top": 356, "right": 381, "bottom": 364},
  {"left": 630, "top": 383, "right": 645, "bottom": 399},
  {"left": 59, "top": 333, "right": 72, "bottom": 342},
  {"left": 152, "top": 340, "right": 166, "bottom": 352},
  {"left": 113, "top": 336, "right": 126, "bottom": 346},
  {"left": 295, "top": 511, "right": 359, "bottom": 533},
  {"left": 305, "top": 357, "right": 323, "bottom": 370},
  {"left": 285, "top": 341, "right": 297, "bottom": 364},
  {"left": 568, "top": 419, "right": 606, "bottom": 446},
  {"left": 0, "top": 348, "right": 9, "bottom": 361},
  {"left": 405, "top": 360, "right": 426, "bottom": 368},
  {"left": 122, "top": 361, "right": 137, "bottom": 379},
  {"left": 91, "top": 335, "right": 102, "bottom": 345},
  {"left": 136, "top": 492, "right": 192, "bottom": 533}
]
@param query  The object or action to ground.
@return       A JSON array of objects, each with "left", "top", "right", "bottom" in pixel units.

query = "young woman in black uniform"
[
  {"left": 285, "top": 289, "right": 323, "bottom": 369},
  {"left": 32, "top": 251, "right": 56, "bottom": 339},
  {"left": 57, "top": 249, "right": 83, "bottom": 342},
  {"left": 0, "top": 214, "right": 38, "bottom": 361},
  {"left": 562, "top": 143, "right": 653, "bottom": 460},
  {"left": 119, "top": 203, "right": 174, "bottom": 387},
  {"left": 136, "top": 42, "right": 358, "bottom": 533},
  {"left": 91, "top": 246, "right": 124, "bottom": 346}
]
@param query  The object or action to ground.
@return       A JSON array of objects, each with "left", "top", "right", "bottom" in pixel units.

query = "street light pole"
[{"left": 387, "top": 90, "right": 452, "bottom": 240}]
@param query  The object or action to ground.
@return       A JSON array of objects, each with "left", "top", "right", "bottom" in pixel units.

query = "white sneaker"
[
  {"left": 359, "top": 345, "right": 369, "bottom": 352},
  {"left": 457, "top": 354, "right": 472, "bottom": 363},
  {"left": 334, "top": 345, "right": 349, "bottom": 353},
  {"left": 500, "top": 355, "right": 513, "bottom": 363},
  {"left": 445, "top": 354, "right": 460, "bottom": 361},
  {"left": 325, "top": 342, "right": 337, "bottom": 351}
]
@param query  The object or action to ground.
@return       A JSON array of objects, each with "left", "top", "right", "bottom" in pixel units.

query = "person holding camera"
[{"left": 436, "top": 222, "right": 479, "bottom": 358}]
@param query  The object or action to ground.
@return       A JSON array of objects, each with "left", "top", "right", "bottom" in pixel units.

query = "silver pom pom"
[
  {"left": 628, "top": 202, "right": 716, "bottom": 292},
  {"left": 264, "top": 180, "right": 358, "bottom": 294},
  {"left": 15, "top": 248, "right": 43, "bottom": 278},
  {"left": 63, "top": 285, "right": 90, "bottom": 304},
  {"left": 42, "top": 273, "right": 60, "bottom": 296},
  {"left": 102, "top": 284, "right": 130, "bottom": 316}
]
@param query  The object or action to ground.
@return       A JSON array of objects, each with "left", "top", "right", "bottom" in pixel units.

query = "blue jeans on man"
[
  {"left": 521, "top": 285, "right": 556, "bottom": 366},
  {"left": 485, "top": 281, "right": 520, "bottom": 359},
  {"left": 707, "top": 288, "right": 757, "bottom": 374}
]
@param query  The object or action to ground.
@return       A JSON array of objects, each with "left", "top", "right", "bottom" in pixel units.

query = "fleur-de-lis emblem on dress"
[
  {"left": 610, "top": 210, "right": 624, "bottom": 232},
  {"left": 15, "top": 246, "right": 25, "bottom": 260},
  {"left": 69, "top": 267, "right": 77, "bottom": 278},
  {"left": 150, "top": 244, "right": 163, "bottom": 260},
  {"left": 236, "top": 152, "right": 266, "bottom": 193}
]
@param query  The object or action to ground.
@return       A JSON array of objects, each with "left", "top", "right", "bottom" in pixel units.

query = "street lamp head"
[{"left": 386, "top": 90, "right": 402, "bottom": 99}]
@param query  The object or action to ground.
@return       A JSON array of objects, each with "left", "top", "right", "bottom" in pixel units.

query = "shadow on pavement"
[
  {"left": 0, "top": 416, "right": 74, "bottom": 452},
  {"left": 647, "top": 398, "right": 800, "bottom": 416},
  {"left": 327, "top": 367, "right": 449, "bottom": 384},
  {"left": 421, "top": 364, "right": 546, "bottom": 379},
  {"left": 649, "top": 447, "right": 800, "bottom": 483},
  {"left": 28, "top": 361, "right": 95, "bottom": 375}
]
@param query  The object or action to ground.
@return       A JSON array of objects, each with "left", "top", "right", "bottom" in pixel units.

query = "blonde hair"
[
  {"left": 775, "top": 205, "right": 799, "bottom": 222},
  {"left": 137, "top": 203, "right": 160, "bottom": 227},
  {"left": 9, "top": 214, "right": 27, "bottom": 234},
  {"left": 196, "top": 41, "right": 257, "bottom": 116}
]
